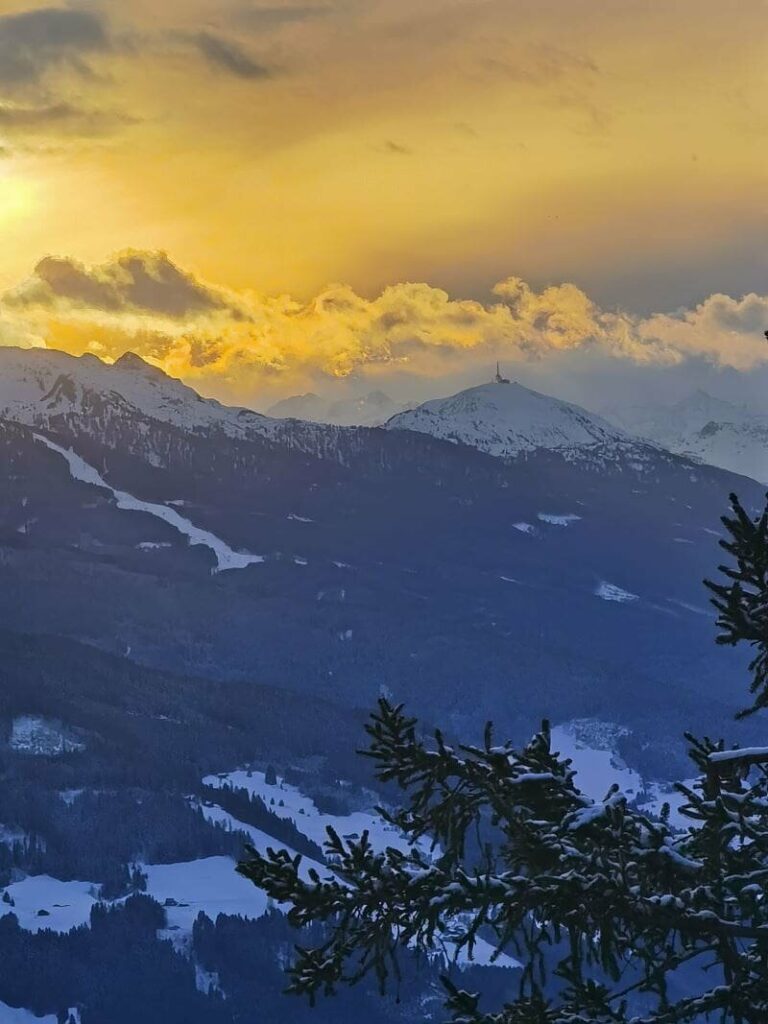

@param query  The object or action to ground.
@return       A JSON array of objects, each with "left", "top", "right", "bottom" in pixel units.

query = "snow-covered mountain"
[
  {"left": 267, "top": 390, "right": 407, "bottom": 427},
  {"left": 0, "top": 347, "right": 276, "bottom": 440},
  {"left": 385, "top": 379, "right": 632, "bottom": 459},
  {"left": 606, "top": 391, "right": 768, "bottom": 484}
]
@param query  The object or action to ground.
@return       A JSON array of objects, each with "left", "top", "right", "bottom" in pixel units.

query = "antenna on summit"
[{"left": 494, "top": 361, "right": 510, "bottom": 384}]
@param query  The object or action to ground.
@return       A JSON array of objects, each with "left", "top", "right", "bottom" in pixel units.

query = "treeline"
[
  {"left": 0, "top": 896, "right": 231, "bottom": 1024},
  {"left": 200, "top": 783, "right": 324, "bottom": 862},
  {"left": 0, "top": 787, "right": 249, "bottom": 894},
  {"left": 0, "top": 896, "right": 449, "bottom": 1023},
  {"left": 192, "top": 909, "right": 447, "bottom": 1023}
]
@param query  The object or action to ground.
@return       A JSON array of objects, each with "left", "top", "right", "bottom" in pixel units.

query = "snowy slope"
[
  {"left": 35, "top": 434, "right": 265, "bottom": 571},
  {"left": 607, "top": 391, "right": 768, "bottom": 484},
  {"left": 0, "top": 347, "right": 275, "bottom": 440},
  {"left": 385, "top": 380, "right": 632, "bottom": 459},
  {"left": 0, "top": 1004, "right": 57, "bottom": 1024},
  {"left": 202, "top": 769, "right": 416, "bottom": 855}
]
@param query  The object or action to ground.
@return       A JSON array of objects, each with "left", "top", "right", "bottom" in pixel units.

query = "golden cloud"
[{"left": 2, "top": 250, "right": 766, "bottom": 405}]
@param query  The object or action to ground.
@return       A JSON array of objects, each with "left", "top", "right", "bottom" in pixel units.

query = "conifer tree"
[{"left": 239, "top": 493, "right": 768, "bottom": 1023}]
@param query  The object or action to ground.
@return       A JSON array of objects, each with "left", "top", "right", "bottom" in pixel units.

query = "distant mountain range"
[
  {"left": 267, "top": 390, "right": 409, "bottom": 426},
  {"left": 604, "top": 390, "right": 768, "bottom": 484}
]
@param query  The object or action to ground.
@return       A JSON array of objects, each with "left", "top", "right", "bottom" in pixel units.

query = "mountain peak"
[
  {"left": 385, "top": 379, "right": 627, "bottom": 459},
  {"left": 0, "top": 345, "right": 272, "bottom": 440},
  {"left": 112, "top": 351, "right": 164, "bottom": 377}
]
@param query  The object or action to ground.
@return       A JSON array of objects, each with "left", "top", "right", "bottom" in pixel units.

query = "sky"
[{"left": 0, "top": 0, "right": 767, "bottom": 411}]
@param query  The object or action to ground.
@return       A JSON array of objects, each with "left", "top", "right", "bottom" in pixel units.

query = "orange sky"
[{"left": 0, "top": 0, "right": 766, "bottom": 403}]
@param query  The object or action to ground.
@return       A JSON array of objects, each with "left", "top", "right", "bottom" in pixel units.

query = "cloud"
[
  {"left": 640, "top": 293, "right": 768, "bottom": 370},
  {"left": 7, "top": 251, "right": 237, "bottom": 317},
  {"left": 193, "top": 32, "right": 271, "bottom": 79},
  {"left": 2, "top": 250, "right": 767, "bottom": 407},
  {"left": 383, "top": 140, "right": 412, "bottom": 155},
  {"left": 0, "top": 6, "right": 109, "bottom": 88},
  {"left": 481, "top": 44, "right": 599, "bottom": 87},
  {"left": 0, "top": 100, "right": 133, "bottom": 138},
  {"left": 235, "top": 4, "right": 333, "bottom": 29}
]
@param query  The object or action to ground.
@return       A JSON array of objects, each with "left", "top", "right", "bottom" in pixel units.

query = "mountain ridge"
[{"left": 606, "top": 390, "right": 768, "bottom": 484}]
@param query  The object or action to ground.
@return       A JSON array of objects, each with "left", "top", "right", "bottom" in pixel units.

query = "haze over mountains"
[
  {"left": 266, "top": 369, "right": 768, "bottom": 485},
  {"left": 266, "top": 390, "right": 409, "bottom": 427},
  {"left": 605, "top": 390, "right": 768, "bottom": 484}
]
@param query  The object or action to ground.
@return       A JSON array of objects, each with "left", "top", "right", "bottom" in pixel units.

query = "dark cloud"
[
  {"left": 383, "top": 140, "right": 413, "bottom": 155},
  {"left": 0, "top": 7, "right": 109, "bottom": 87},
  {"left": 193, "top": 32, "right": 271, "bottom": 79},
  {"left": 0, "top": 100, "right": 133, "bottom": 137},
  {"left": 7, "top": 251, "right": 233, "bottom": 318},
  {"left": 235, "top": 4, "right": 333, "bottom": 29},
  {"left": 481, "top": 44, "right": 599, "bottom": 86}
]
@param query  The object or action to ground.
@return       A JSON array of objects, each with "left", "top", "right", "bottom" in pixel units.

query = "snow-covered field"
[
  {"left": 0, "top": 876, "right": 98, "bottom": 933},
  {"left": 0, "top": 734, "right": 695, "bottom": 960},
  {"left": 0, "top": 1003, "right": 57, "bottom": 1024},
  {"left": 142, "top": 857, "right": 269, "bottom": 938},
  {"left": 551, "top": 723, "right": 643, "bottom": 801},
  {"left": 202, "top": 769, "right": 416, "bottom": 855},
  {"left": 551, "top": 721, "right": 694, "bottom": 827}
]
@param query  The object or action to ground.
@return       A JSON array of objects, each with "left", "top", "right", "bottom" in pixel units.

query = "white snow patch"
[
  {"left": 430, "top": 936, "right": 520, "bottom": 971},
  {"left": 0, "top": 825, "right": 27, "bottom": 846},
  {"left": 198, "top": 804, "right": 325, "bottom": 877},
  {"left": 0, "top": 876, "right": 99, "bottom": 933},
  {"left": 59, "top": 790, "right": 84, "bottom": 806},
  {"left": 512, "top": 522, "right": 535, "bottom": 534},
  {"left": 0, "top": 1004, "right": 57, "bottom": 1024},
  {"left": 10, "top": 716, "right": 84, "bottom": 756},
  {"left": 537, "top": 513, "right": 581, "bottom": 526},
  {"left": 287, "top": 514, "right": 314, "bottom": 523},
  {"left": 142, "top": 857, "right": 269, "bottom": 937},
  {"left": 639, "top": 782, "right": 696, "bottom": 830},
  {"left": 499, "top": 576, "right": 519, "bottom": 584},
  {"left": 35, "top": 436, "right": 264, "bottom": 572},
  {"left": 595, "top": 582, "right": 639, "bottom": 603},
  {"left": 136, "top": 541, "right": 172, "bottom": 550},
  {"left": 551, "top": 723, "right": 642, "bottom": 801},
  {"left": 202, "top": 770, "right": 416, "bottom": 856}
]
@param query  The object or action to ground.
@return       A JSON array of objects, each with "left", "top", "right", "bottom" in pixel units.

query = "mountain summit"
[{"left": 385, "top": 379, "right": 628, "bottom": 459}]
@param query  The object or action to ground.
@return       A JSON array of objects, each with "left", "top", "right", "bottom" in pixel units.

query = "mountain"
[
  {"left": 2, "top": 346, "right": 767, "bottom": 1021},
  {"left": 385, "top": 379, "right": 633, "bottom": 459},
  {"left": 267, "top": 390, "right": 407, "bottom": 426},
  {"left": 605, "top": 390, "right": 768, "bottom": 484},
  {"left": 0, "top": 345, "right": 763, "bottom": 767},
  {"left": 0, "top": 347, "right": 275, "bottom": 440}
]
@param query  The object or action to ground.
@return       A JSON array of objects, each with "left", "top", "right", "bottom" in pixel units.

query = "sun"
[{"left": 0, "top": 163, "right": 36, "bottom": 225}]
